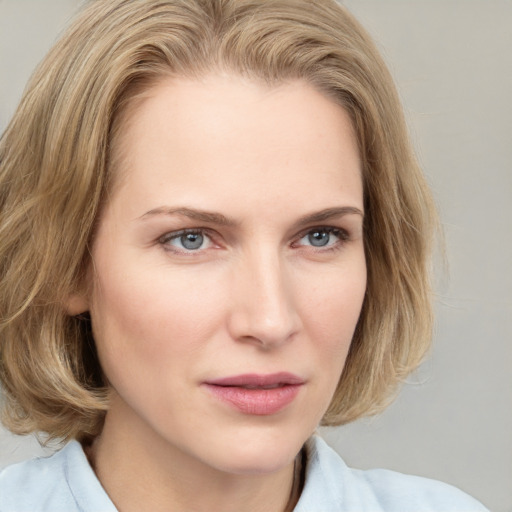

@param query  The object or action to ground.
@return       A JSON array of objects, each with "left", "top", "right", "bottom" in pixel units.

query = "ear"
[{"left": 65, "top": 293, "right": 90, "bottom": 316}]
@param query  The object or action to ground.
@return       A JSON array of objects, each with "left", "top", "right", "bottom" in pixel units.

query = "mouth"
[{"left": 202, "top": 373, "right": 304, "bottom": 415}]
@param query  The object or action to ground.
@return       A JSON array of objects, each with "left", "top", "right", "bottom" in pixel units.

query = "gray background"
[{"left": 1, "top": 1, "right": 510, "bottom": 511}]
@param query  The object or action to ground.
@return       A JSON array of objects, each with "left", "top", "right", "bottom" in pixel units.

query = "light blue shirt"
[{"left": 0, "top": 435, "right": 488, "bottom": 511}]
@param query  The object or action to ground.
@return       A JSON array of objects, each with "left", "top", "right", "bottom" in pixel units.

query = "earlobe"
[{"left": 65, "top": 293, "right": 90, "bottom": 316}]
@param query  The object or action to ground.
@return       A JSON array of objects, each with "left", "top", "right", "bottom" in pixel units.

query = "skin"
[{"left": 70, "top": 73, "right": 367, "bottom": 512}]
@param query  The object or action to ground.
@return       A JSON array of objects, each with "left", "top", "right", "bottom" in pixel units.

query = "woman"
[{"left": 0, "top": 0, "right": 488, "bottom": 510}]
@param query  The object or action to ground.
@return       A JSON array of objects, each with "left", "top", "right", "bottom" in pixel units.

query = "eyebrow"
[
  {"left": 294, "top": 206, "right": 364, "bottom": 227},
  {"left": 139, "top": 205, "right": 363, "bottom": 227},
  {"left": 139, "top": 206, "right": 236, "bottom": 226}
]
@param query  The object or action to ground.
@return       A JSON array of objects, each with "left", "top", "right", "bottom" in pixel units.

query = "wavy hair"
[{"left": 0, "top": 0, "right": 436, "bottom": 441}]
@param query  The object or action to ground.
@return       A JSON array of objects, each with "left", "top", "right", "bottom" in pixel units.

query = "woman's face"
[{"left": 78, "top": 74, "right": 366, "bottom": 475}]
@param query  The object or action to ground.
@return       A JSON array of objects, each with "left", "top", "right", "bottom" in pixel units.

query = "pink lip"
[{"left": 203, "top": 373, "right": 304, "bottom": 415}]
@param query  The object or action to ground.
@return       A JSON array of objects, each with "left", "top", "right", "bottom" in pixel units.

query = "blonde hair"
[{"left": 0, "top": 0, "right": 436, "bottom": 441}]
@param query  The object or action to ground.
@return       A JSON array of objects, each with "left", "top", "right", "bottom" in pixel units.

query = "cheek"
[
  {"left": 300, "top": 260, "right": 366, "bottom": 349},
  {"left": 303, "top": 265, "right": 366, "bottom": 400},
  {"left": 291, "top": 260, "right": 366, "bottom": 423},
  {"left": 88, "top": 238, "right": 366, "bottom": 392},
  {"left": 88, "top": 263, "right": 228, "bottom": 382}
]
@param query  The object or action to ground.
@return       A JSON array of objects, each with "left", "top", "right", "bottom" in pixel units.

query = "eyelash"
[
  {"left": 158, "top": 226, "right": 350, "bottom": 255},
  {"left": 158, "top": 229, "right": 215, "bottom": 254},
  {"left": 293, "top": 226, "right": 349, "bottom": 252}
]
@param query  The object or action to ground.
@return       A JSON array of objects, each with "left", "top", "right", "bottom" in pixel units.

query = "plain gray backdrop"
[{"left": 0, "top": 1, "right": 510, "bottom": 511}]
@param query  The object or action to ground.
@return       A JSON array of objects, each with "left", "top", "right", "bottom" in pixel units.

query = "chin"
[{"left": 198, "top": 426, "right": 309, "bottom": 476}]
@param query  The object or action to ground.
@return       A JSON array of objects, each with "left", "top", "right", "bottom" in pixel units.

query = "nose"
[{"left": 226, "top": 249, "right": 301, "bottom": 349}]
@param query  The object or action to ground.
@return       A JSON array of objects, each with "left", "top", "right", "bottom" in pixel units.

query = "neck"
[{"left": 86, "top": 399, "right": 302, "bottom": 512}]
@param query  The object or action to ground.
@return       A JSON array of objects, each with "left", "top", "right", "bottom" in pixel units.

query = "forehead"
[{"left": 106, "top": 74, "right": 363, "bottom": 220}]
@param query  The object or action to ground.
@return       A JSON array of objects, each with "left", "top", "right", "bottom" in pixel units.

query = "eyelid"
[
  {"left": 157, "top": 224, "right": 354, "bottom": 255},
  {"left": 290, "top": 225, "right": 351, "bottom": 252},
  {"left": 293, "top": 225, "right": 349, "bottom": 242},
  {"left": 159, "top": 227, "right": 198, "bottom": 242},
  {"left": 158, "top": 227, "right": 219, "bottom": 254}
]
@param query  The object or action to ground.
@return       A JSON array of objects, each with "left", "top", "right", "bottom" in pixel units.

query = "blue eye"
[
  {"left": 160, "top": 230, "right": 212, "bottom": 252},
  {"left": 307, "top": 230, "right": 330, "bottom": 247},
  {"left": 298, "top": 227, "right": 346, "bottom": 248},
  {"left": 179, "top": 232, "right": 204, "bottom": 250}
]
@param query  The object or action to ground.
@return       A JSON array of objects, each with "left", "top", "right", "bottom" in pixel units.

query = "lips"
[{"left": 203, "top": 373, "right": 304, "bottom": 415}]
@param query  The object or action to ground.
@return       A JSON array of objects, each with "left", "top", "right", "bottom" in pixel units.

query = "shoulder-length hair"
[{"left": 0, "top": 0, "right": 436, "bottom": 442}]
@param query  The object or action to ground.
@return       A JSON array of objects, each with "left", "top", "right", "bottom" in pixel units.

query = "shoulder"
[
  {"left": 355, "top": 467, "right": 488, "bottom": 512},
  {"left": 295, "top": 435, "right": 489, "bottom": 512},
  {"left": 0, "top": 442, "right": 76, "bottom": 512},
  {"left": 0, "top": 441, "right": 115, "bottom": 512}
]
